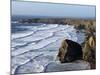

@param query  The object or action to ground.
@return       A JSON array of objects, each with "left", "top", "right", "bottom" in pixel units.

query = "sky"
[{"left": 12, "top": 1, "right": 96, "bottom": 18}]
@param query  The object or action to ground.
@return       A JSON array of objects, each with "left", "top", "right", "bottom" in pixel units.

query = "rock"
[{"left": 44, "top": 60, "right": 90, "bottom": 72}]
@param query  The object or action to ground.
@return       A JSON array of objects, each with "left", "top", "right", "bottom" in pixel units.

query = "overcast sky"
[{"left": 12, "top": 1, "right": 96, "bottom": 18}]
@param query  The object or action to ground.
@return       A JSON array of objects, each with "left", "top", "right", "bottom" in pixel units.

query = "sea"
[{"left": 11, "top": 16, "right": 85, "bottom": 74}]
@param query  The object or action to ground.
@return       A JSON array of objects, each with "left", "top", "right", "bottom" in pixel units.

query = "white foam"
[
  {"left": 34, "top": 24, "right": 58, "bottom": 30},
  {"left": 13, "top": 32, "right": 53, "bottom": 42},
  {"left": 11, "top": 52, "right": 44, "bottom": 74},
  {"left": 12, "top": 31, "right": 34, "bottom": 39},
  {"left": 12, "top": 36, "right": 60, "bottom": 56},
  {"left": 11, "top": 42, "right": 27, "bottom": 48}
]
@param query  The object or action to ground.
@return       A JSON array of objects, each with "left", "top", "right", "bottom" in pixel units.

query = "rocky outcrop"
[{"left": 44, "top": 60, "right": 90, "bottom": 72}]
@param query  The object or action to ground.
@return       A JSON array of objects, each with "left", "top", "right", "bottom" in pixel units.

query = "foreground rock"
[{"left": 44, "top": 60, "right": 90, "bottom": 72}]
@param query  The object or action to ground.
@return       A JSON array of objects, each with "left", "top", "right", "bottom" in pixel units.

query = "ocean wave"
[{"left": 12, "top": 31, "right": 34, "bottom": 39}]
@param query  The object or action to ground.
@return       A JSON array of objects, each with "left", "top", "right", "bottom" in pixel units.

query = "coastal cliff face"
[{"left": 18, "top": 18, "right": 95, "bottom": 25}]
